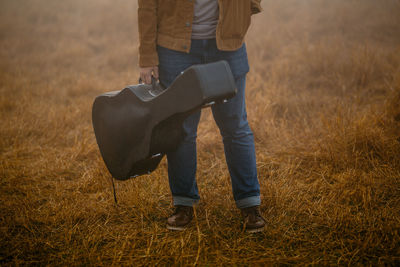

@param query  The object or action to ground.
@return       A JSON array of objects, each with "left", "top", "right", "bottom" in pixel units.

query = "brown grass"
[{"left": 1, "top": 0, "right": 400, "bottom": 265}]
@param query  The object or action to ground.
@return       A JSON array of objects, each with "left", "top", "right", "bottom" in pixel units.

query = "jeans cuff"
[
  {"left": 173, "top": 196, "right": 199, "bottom": 207},
  {"left": 235, "top": 195, "right": 261, "bottom": 209}
]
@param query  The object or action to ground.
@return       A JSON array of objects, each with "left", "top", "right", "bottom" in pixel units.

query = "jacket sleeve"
[
  {"left": 251, "top": 0, "right": 262, "bottom": 15},
  {"left": 138, "top": 0, "right": 158, "bottom": 67}
]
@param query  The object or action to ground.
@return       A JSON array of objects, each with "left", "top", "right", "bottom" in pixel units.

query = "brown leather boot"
[
  {"left": 167, "top": 205, "right": 193, "bottom": 231},
  {"left": 241, "top": 206, "right": 265, "bottom": 233}
]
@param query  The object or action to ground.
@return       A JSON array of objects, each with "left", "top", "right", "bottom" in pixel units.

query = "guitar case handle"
[{"left": 138, "top": 76, "right": 165, "bottom": 97}]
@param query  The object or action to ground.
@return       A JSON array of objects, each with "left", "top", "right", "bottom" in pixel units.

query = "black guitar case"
[{"left": 92, "top": 60, "right": 236, "bottom": 180}]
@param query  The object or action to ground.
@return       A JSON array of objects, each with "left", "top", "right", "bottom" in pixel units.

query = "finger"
[
  {"left": 153, "top": 66, "right": 159, "bottom": 80},
  {"left": 144, "top": 72, "right": 152, "bottom": 84},
  {"left": 140, "top": 72, "right": 145, "bottom": 83}
]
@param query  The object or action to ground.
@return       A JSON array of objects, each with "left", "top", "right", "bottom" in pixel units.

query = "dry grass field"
[{"left": 1, "top": 0, "right": 400, "bottom": 265}]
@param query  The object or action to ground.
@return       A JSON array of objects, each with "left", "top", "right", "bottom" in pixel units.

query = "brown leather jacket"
[{"left": 138, "top": 0, "right": 262, "bottom": 67}]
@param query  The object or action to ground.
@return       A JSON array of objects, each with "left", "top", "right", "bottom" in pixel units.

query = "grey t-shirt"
[{"left": 191, "top": 0, "right": 219, "bottom": 39}]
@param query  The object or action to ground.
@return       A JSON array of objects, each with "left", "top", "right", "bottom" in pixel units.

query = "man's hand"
[{"left": 140, "top": 66, "right": 159, "bottom": 84}]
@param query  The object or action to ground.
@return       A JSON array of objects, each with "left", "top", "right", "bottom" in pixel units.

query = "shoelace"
[
  {"left": 243, "top": 207, "right": 264, "bottom": 221},
  {"left": 253, "top": 209, "right": 266, "bottom": 222},
  {"left": 174, "top": 206, "right": 192, "bottom": 216}
]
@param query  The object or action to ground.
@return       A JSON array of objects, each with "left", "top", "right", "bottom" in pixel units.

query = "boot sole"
[
  {"left": 166, "top": 224, "right": 186, "bottom": 231},
  {"left": 246, "top": 226, "right": 265, "bottom": 233}
]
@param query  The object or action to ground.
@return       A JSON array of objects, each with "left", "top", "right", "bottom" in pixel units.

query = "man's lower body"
[{"left": 157, "top": 39, "right": 264, "bottom": 232}]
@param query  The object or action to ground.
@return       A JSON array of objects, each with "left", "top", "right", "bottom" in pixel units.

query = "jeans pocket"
[{"left": 221, "top": 44, "right": 250, "bottom": 79}]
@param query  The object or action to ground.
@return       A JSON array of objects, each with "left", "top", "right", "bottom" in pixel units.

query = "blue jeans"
[{"left": 157, "top": 39, "right": 260, "bottom": 209}]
